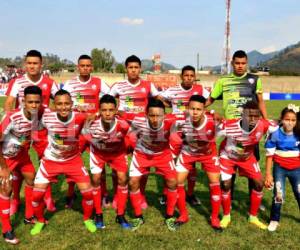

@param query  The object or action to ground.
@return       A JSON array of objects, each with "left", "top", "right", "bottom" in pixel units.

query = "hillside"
[{"left": 141, "top": 59, "right": 177, "bottom": 72}]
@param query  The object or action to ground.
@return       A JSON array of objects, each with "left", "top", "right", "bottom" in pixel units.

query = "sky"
[{"left": 0, "top": 0, "right": 299, "bottom": 68}]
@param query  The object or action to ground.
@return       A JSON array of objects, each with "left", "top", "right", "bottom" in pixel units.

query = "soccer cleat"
[
  {"left": 3, "top": 231, "right": 20, "bottom": 245},
  {"left": 65, "top": 194, "right": 76, "bottom": 209},
  {"left": 84, "top": 219, "right": 97, "bottom": 233},
  {"left": 131, "top": 217, "right": 144, "bottom": 231},
  {"left": 45, "top": 197, "right": 57, "bottom": 212},
  {"left": 211, "top": 217, "right": 222, "bottom": 231},
  {"left": 102, "top": 195, "right": 111, "bottom": 209},
  {"left": 248, "top": 215, "right": 267, "bottom": 230},
  {"left": 140, "top": 195, "right": 148, "bottom": 210},
  {"left": 10, "top": 199, "right": 20, "bottom": 216},
  {"left": 116, "top": 215, "right": 132, "bottom": 229},
  {"left": 24, "top": 216, "right": 36, "bottom": 225},
  {"left": 165, "top": 217, "right": 177, "bottom": 231},
  {"left": 95, "top": 214, "right": 105, "bottom": 229},
  {"left": 30, "top": 222, "right": 45, "bottom": 236},
  {"left": 268, "top": 221, "right": 279, "bottom": 232},
  {"left": 186, "top": 194, "right": 201, "bottom": 206},
  {"left": 159, "top": 195, "right": 166, "bottom": 206},
  {"left": 220, "top": 215, "right": 231, "bottom": 228}
]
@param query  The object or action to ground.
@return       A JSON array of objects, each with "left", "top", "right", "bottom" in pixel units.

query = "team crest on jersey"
[
  {"left": 255, "top": 132, "right": 262, "bottom": 140},
  {"left": 207, "top": 129, "right": 213, "bottom": 135},
  {"left": 92, "top": 84, "right": 97, "bottom": 90},
  {"left": 248, "top": 78, "right": 255, "bottom": 84},
  {"left": 141, "top": 88, "right": 146, "bottom": 93}
]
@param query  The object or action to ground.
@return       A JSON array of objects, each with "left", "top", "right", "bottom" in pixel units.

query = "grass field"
[{"left": 1, "top": 98, "right": 300, "bottom": 250}]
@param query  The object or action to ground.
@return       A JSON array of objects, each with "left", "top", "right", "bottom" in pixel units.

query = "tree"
[
  {"left": 115, "top": 63, "right": 126, "bottom": 73},
  {"left": 91, "top": 48, "right": 116, "bottom": 72}
]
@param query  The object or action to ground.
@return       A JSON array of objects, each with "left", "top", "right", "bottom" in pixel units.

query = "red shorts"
[
  {"left": 220, "top": 154, "right": 262, "bottom": 180},
  {"left": 175, "top": 150, "right": 220, "bottom": 173},
  {"left": 129, "top": 150, "right": 176, "bottom": 180},
  {"left": 5, "top": 153, "right": 35, "bottom": 174},
  {"left": 35, "top": 155, "right": 90, "bottom": 184},
  {"left": 90, "top": 148, "right": 128, "bottom": 174},
  {"left": 32, "top": 128, "right": 48, "bottom": 158}
]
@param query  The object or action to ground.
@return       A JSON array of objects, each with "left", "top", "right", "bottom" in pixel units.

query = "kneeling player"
[
  {"left": 218, "top": 101, "right": 277, "bottom": 229},
  {"left": 0, "top": 85, "right": 43, "bottom": 244},
  {"left": 30, "top": 90, "right": 96, "bottom": 235},
  {"left": 83, "top": 94, "right": 131, "bottom": 229},
  {"left": 128, "top": 98, "right": 178, "bottom": 231},
  {"left": 175, "top": 95, "right": 221, "bottom": 229}
]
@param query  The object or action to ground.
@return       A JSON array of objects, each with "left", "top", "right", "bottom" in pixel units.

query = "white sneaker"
[{"left": 268, "top": 221, "right": 279, "bottom": 232}]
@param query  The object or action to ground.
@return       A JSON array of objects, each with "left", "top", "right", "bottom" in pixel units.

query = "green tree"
[
  {"left": 115, "top": 63, "right": 126, "bottom": 73},
  {"left": 91, "top": 48, "right": 116, "bottom": 72}
]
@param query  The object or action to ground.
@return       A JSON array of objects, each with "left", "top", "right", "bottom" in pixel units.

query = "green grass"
[{"left": 1, "top": 99, "right": 300, "bottom": 250}]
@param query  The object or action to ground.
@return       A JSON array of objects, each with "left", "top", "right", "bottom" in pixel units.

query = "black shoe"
[
  {"left": 95, "top": 214, "right": 105, "bottom": 229},
  {"left": 186, "top": 194, "right": 201, "bottom": 206},
  {"left": 24, "top": 216, "right": 36, "bottom": 225},
  {"left": 3, "top": 231, "right": 20, "bottom": 245},
  {"left": 116, "top": 215, "right": 132, "bottom": 229}
]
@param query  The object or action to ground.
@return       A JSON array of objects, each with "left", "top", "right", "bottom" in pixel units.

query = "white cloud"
[
  {"left": 259, "top": 45, "right": 277, "bottom": 54},
  {"left": 118, "top": 17, "right": 144, "bottom": 26}
]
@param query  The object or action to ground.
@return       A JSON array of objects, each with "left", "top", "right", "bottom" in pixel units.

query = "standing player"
[
  {"left": 0, "top": 86, "right": 43, "bottom": 245},
  {"left": 30, "top": 90, "right": 96, "bottom": 235},
  {"left": 110, "top": 55, "right": 162, "bottom": 208},
  {"left": 62, "top": 54, "right": 110, "bottom": 208},
  {"left": 83, "top": 94, "right": 131, "bottom": 229},
  {"left": 174, "top": 95, "right": 221, "bottom": 229},
  {"left": 217, "top": 101, "right": 277, "bottom": 229},
  {"left": 128, "top": 98, "right": 178, "bottom": 231},
  {"left": 161, "top": 65, "right": 210, "bottom": 206},
  {"left": 4, "top": 50, "right": 58, "bottom": 216}
]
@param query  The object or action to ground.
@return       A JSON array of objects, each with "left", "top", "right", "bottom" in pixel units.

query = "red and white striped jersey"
[
  {"left": 175, "top": 113, "right": 216, "bottom": 155},
  {"left": 218, "top": 118, "right": 278, "bottom": 161},
  {"left": 6, "top": 74, "right": 58, "bottom": 108},
  {"left": 41, "top": 110, "right": 86, "bottom": 161},
  {"left": 110, "top": 79, "right": 159, "bottom": 113},
  {"left": 161, "top": 84, "right": 210, "bottom": 114},
  {"left": 83, "top": 117, "right": 129, "bottom": 154},
  {"left": 130, "top": 114, "right": 176, "bottom": 155},
  {"left": 63, "top": 76, "right": 110, "bottom": 113},
  {"left": 0, "top": 109, "right": 40, "bottom": 158}
]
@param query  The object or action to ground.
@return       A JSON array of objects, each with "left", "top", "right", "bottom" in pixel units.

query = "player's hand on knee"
[{"left": 264, "top": 174, "right": 274, "bottom": 189}]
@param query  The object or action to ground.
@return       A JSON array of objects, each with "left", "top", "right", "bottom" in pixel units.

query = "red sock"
[
  {"left": 101, "top": 169, "right": 108, "bottom": 197},
  {"left": 250, "top": 190, "right": 263, "bottom": 216},
  {"left": 44, "top": 184, "right": 52, "bottom": 201},
  {"left": 81, "top": 189, "right": 94, "bottom": 221},
  {"left": 67, "top": 182, "right": 75, "bottom": 198},
  {"left": 12, "top": 171, "right": 23, "bottom": 202},
  {"left": 129, "top": 190, "right": 142, "bottom": 217},
  {"left": 166, "top": 188, "right": 177, "bottom": 217},
  {"left": 24, "top": 185, "right": 33, "bottom": 219},
  {"left": 177, "top": 185, "right": 188, "bottom": 221},
  {"left": 209, "top": 183, "right": 221, "bottom": 220},
  {"left": 140, "top": 175, "right": 148, "bottom": 195},
  {"left": 221, "top": 190, "right": 231, "bottom": 216},
  {"left": 187, "top": 168, "right": 197, "bottom": 196},
  {"left": 117, "top": 185, "right": 128, "bottom": 215},
  {"left": 92, "top": 186, "right": 102, "bottom": 214},
  {"left": 32, "top": 188, "right": 46, "bottom": 223},
  {"left": 0, "top": 194, "right": 12, "bottom": 233}
]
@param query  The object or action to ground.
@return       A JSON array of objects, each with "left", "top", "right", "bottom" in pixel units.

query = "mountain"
[
  {"left": 141, "top": 59, "right": 177, "bottom": 72},
  {"left": 247, "top": 50, "right": 278, "bottom": 66},
  {"left": 263, "top": 41, "right": 300, "bottom": 75}
]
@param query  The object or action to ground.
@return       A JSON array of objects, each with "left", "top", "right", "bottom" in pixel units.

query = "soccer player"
[
  {"left": 217, "top": 101, "right": 277, "bottom": 230},
  {"left": 62, "top": 54, "right": 110, "bottom": 208},
  {"left": 83, "top": 94, "right": 131, "bottom": 229},
  {"left": 4, "top": 49, "right": 58, "bottom": 215},
  {"left": 110, "top": 55, "right": 162, "bottom": 209},
  {"left": 0, "top": 85, "right": 43, "bottom": 244},
  {"left": 265, "top": 104, "right": 300, "bottom": 231},
  {"left": 174, "top": 95, "right": 221, "bottom": 229},
  {"left": 161, "top": 65, "right": 210, "bottom": 206},
  {"left": 30, "top": 89, "right": 96, "bottom": 235},
  {"left": 128, "top": 98, "right": 178, "bottom": 231}
]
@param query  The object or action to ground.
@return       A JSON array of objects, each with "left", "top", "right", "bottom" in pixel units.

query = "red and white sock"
[
  {"left": 117, "top": 185, "right": 128, "bottom": 215},
  {"left": 221, "top": 190, "right": 231, "bottom": 216},
  {"left": 24, "top": 185, "right": 33, "bottom": 219},
  {"left": 250, "top": 190, "right": 263, "bottom": 216},
  {"left": 209, "top": 182, "right": 221, "bottom": 220},
  {"left": 177, "top": 184, "right": 188, "bottom": 222},
  {"left": 166, "top": 188, "right": 177, "bottom": 217},
  {"left": 0, "top": 194, "right": 12, "bottom": 233},
  {"left": 81, "top": 189, "right": 94, "bottom": 221},
  {"left": 32, "top": 188, "right": 46, "bottom": 223},
  {"left": 129, "top": 190, "right": 142, "bottom": 217},
  {"left": 92, "top": 186, "right": 102, "bottom": 215}
]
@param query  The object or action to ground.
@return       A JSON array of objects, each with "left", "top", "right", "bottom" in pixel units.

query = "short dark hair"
[
  {"left": 146, "top": 97, "right": 165, "bottom": 112},
  {"left": 24, "top": 85, "right": 42, "bottom": 97},
  {"left": 54, "top": 89, "right": 71, "bottom": 98},
  {"left": 182, "top": 65, "right": 195, "bottom": 75},
  {"left": 189, "top": 95, "right": 206, "bottom": 104},
  {"left": 78, "top": 54, "right": 92, "bottom": 63},
  {"left": 100, "top": 94, "right": 116, "bottom": 106},
  {"left": 232, "top": 50, "right": 247, "bottom": 60},
  {"left": 125, "top": 55, "right": 141, "bottom": 67},
  {"left": 242, "top": 101, "right": 259, "bottom": 110},
  {"left": 26, "top": 50, "right": 42, "bottom": 61}
]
